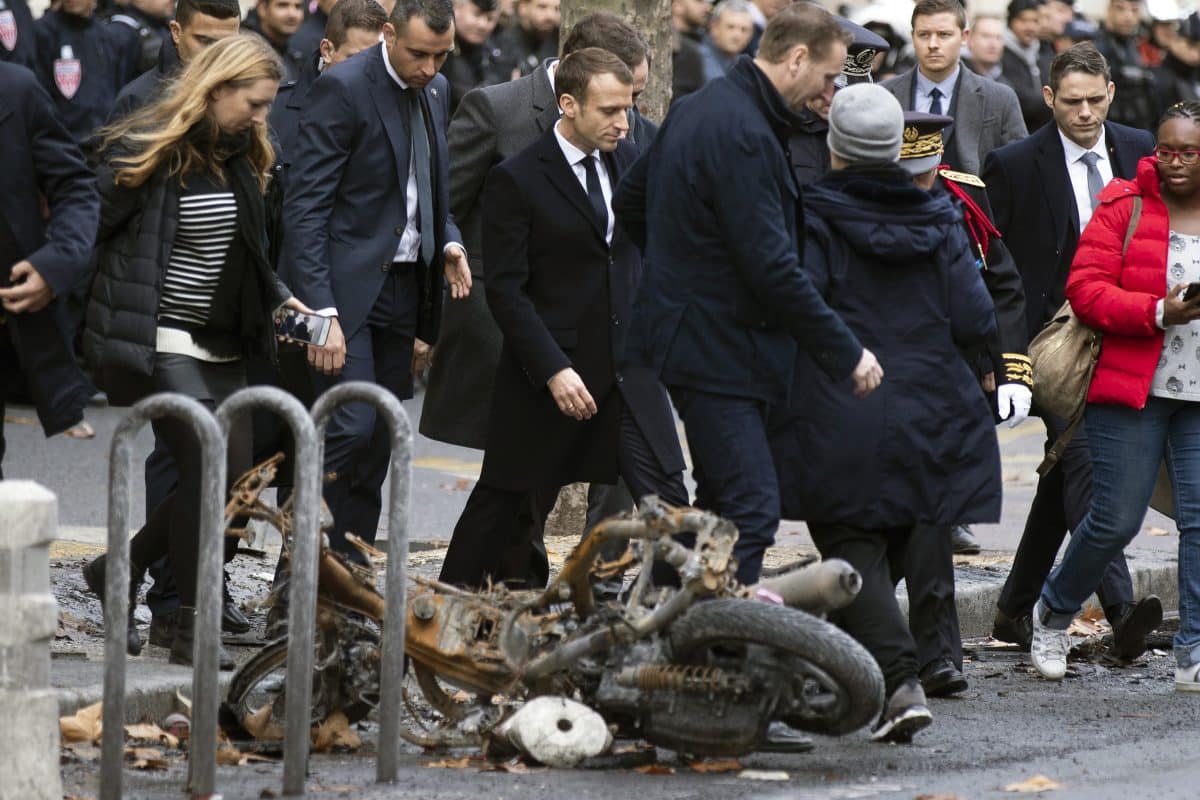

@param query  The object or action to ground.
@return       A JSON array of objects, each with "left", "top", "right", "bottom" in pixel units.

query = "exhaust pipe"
[{"left": 750, "top": 558, "right": 861, "bottom": 615}]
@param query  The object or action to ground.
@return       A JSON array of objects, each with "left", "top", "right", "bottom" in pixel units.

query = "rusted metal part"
[{"left": 615, "top": 664, "right": 750, "bottom": 694}]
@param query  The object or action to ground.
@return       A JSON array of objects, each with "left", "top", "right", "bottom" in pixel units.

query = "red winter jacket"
[{"left": 1066, "top": 156, "right": 1169, "bottom": 410}]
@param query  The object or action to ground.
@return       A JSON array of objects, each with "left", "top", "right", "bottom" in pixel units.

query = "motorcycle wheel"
[
  {"left": 667, "top": 599, "right": 884, "bottom": 737},
  {"left": 221, "top": 634, "right": 375, "bottom": 740}
]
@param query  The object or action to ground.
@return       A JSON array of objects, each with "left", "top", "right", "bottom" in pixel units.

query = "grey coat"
[{"left": 882, "top": 65, "right": 1027, "bottom": 175}]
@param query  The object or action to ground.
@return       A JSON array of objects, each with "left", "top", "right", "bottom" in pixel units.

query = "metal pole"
[
  {"left": 100, "top": 393, "right": 225, "bottom": 800},
  {"left": 214, "top": 387, "right": 321, "bottom": 797},
  {"left": 310, "top": 381, "right": 411, "bottom": 784}
]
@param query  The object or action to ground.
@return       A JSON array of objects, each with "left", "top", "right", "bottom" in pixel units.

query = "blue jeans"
[
  {"left": 668, "top": 388, "right": 778, "bottom": 584},
  {"left": 1040, "top": 397, "right": 1200, "bottom": 667}
]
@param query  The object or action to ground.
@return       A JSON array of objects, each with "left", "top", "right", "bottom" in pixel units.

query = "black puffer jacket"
[{"left": 84, "top": 142, "right": 288, "bottom": 403}]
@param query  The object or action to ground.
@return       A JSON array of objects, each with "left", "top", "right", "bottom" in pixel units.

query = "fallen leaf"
[
  {"left": 60, "top": 702, "right": 103, "bottom": 743},
  {"left": 125, "top": 746, "right": 170, "bottom": 770},
  {"left": 426, "top": 757, "right": 472, "bottom": 769},
  {"left": 217, "top": 744, "right": 246, "bottom": 766},
  {"left": 634, "top": 763, "right": 675, "bottom": 775},
  {"left": 737, "top": 769, "right": 790, "bottom": 781},
  {"left": 62, "top": 742, "right": 101, "bottom": 762},
  {"left": 244, "top": 705, "right": 285, "bottom": 742},
  {"left": 311, "top": 711, "right": 361, "bottom": 752},
  {"left": 1004, "top": 775, "right": 1064, "bottom": 793},
  {"left": 4, "top": 414, "right": 37, "bottom": 426},
  {"left": 175, "top": 689, "right": 193, "bottom": 717},
  {"left": 124, "top": 723, "right": 179, "bottom": 749},
  {"left": 1079, "top": 606, "right": 1106, "bottom": 622},
  {"left": 1146, "top": 526, "right": 1174, "bottom": 537},
  {"left": 690, "top": 758, "right": 743, "bottom": 773}
]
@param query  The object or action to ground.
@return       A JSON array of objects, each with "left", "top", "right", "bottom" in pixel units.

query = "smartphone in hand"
[{"left": 274, "top": 307, "right": 331, "bottom": 347}]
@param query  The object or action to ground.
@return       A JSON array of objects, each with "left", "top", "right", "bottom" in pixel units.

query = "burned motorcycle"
[{"left": 220, "top": 456, "right": 885, "bottom": 759}]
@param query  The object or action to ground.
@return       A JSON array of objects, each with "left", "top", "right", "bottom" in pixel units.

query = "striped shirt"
[{"left": 158, "top": 186, "right": 238, "bottom": 329}]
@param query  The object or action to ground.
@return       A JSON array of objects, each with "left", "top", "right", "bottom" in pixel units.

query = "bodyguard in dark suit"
[
  {"left": 0, "top": 62, "right": 98, "bottom": 477},
  {"left": 438, "top": 49, "right": 688, "bottom": 587},
  {"left": 616, "top": 4, "right": 883, "bottom": 586},
  {"left": 282, "top": 0, "right": 470, "bottom": 559},
  {"left": 985, "top": 43, "right": 1159, "bottom": 655}
]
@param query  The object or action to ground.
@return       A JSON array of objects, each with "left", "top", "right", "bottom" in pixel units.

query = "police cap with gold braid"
[
  {"left": 898, "top": 110, "right": 953, "bottom": 175},
  {"left": 835, "top": 16, "right": 890, "bottom": 86}
]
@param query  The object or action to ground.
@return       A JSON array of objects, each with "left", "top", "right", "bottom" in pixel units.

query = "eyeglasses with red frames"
[{"left": 1155, "top": 148, "right": 1200, "bottom": 165}]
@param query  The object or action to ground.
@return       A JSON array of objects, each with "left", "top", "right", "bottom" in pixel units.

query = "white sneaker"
[
  {"left": 1030, "top": 600, "right": 1071, "bottom": 680},
  {"left": 1176, "top": 663, "right": 1200, "bottom": 692}
]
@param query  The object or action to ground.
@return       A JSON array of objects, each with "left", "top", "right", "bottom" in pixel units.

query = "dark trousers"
[
  {"left": 669, "top": 388, "right": 777, "bottom": 585},
  {"left": 809, "top": 522, "right": 921, "bottom": 696},
  {"left": 440, "top": 403, "right": 688, "bottom": 588},
  {"left": 998, "top": 415, "right": 1134, "bottom": 622},
  {"left": 901, "top": 524, "right": 961, "bottom": 671},
  {"left": 312, "top": 268, "right": 418, "bottom": 558}
]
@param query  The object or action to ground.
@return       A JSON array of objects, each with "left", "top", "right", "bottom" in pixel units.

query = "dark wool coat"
[
  {"left": 771, "top": 164, "right": 1002, "bottom": 528},
  {"left": 615, "top": 56, "right": 862, "bottom": 405}
]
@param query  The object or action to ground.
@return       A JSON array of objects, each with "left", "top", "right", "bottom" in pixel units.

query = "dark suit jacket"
[
  {"left": 478, "top": 131, "right": 684, "bottom": 491},
  {"left": 267, "top": 51, "right": 319, "bottom": 169},
  {"left": 0, "top": 62, "right": 97, "bottom": 435},
  {"left": 983, "top": 120, "right": 1155, "bottom": 343},
  {"left": 281, "top": 43, "right": 461, "bottom": 342},
  {"left": 883, "top": 64, "right": 1028, "bottom": 175},
  {"left": 999, "top": 47, "right": 1053, "bottom": 133}
]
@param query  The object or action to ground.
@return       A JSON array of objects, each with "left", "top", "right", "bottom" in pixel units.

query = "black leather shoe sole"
[
  {"left": 222, "top": 601, "right": 252, "bottom": 635},
  {"left": 1111, "top": 596, "right": 1163, "bottom": 662},
  {"left": 921, "top": 666, "right": 969, "bottom": 698}
]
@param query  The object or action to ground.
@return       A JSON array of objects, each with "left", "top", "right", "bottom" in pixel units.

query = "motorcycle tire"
[
  {"left": 221, "top": 635, "right": 374, "bottom": 741},
  {"left": 667, "top": 599, "right": 885, "bottom": 737}
]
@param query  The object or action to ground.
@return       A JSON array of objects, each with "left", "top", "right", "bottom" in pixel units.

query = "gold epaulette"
[{"left": 939, "top": 169, "right": 986, "bottom": 188}]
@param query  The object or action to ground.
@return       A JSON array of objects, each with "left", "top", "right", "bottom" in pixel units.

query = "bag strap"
[
  {"left": 1037, "top": 414, "right": 1084, "bottom": 476},
  {"left": 1122, "top": 196, "right": 1143, "bottom": 258}
]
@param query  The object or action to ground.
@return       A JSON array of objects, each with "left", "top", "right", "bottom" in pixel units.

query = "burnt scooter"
[{"left": 221, "top": 456, "right": 885, "bottom": 758}]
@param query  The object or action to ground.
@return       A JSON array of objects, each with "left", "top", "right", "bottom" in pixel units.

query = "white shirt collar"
[
  {"left": 381, "top": 40, "right": 409, "bottom": 90},
  {"left": 553, "top": 119, "right": 595, "bottom": 167},
  {"left": 1059, "top": 126, "right": 1108, "bottom": 164}
]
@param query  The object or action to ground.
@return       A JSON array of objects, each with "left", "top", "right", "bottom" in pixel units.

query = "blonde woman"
[{"left": 80, "top": 35, "right": 313, "bottom": 668}]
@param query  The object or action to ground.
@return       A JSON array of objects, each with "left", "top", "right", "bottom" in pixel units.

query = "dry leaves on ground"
[
  {"left": 1146, "top": 526, "right": 1175, "bottom": 537},
  {"left": 60, "top": 702, "right": 103, "bottom": 743},
  {"left": 125, "top": 746, "right": 170, "bottom": 770},
  {"left": 689, "top": 758, "right": 742, "bottom": 774},
  {"left": 1004, "top": 775, "right": 1064, "bottom": 793},
  {"left": 216, "top": 741, "right": 276, "bottom": 767},
  {"left": 311, "top": 711, "right": 361, "bottom": 752},
  {"left": 425, "top": 756, "right": 474, "bottom": 769},
  {"left": 633, "top": 763, "right": 675, "bottom": 775},
  {"left": 124, "top": 722, "right": 179, "bottom": 749},
  {"left": 243, "top": 704, "right": 285, "bottom": 742}
]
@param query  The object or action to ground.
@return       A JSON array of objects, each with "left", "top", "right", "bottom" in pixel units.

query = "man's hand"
[
  {"left": 308, "top": 315, "right": 346, "bottom": 375},
  {"left": 444, "top": 245, "right": 472, "bottom": 300},
  {"left": 980, "top": 371, "right": 997, "bottom": 393},
  {"left": 997, "top": 383, "right": 1032, "bottom": 428},
  {"left": 851, "top": 348, "right": 883, "bottom": 398},
  {"left": 412, "top": 338, "right": 434, "bottom": 376},
  {"left": 0, "top": 260, "right": 54, "bottom": 314},
  {"left": 548, "top": 367, "right": 597, "bottom": 421},
  {"left": 1164, "top": 283, "right": 1200, "bottom": 326}
]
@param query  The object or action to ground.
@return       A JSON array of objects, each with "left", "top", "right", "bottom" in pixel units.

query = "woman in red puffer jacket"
[{"left": 1030, "top": 101, "right": 1200, "bottom": 692}]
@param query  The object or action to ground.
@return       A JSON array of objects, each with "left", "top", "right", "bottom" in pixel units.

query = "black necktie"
[
  {"left": 406, "top": 89, "right": 436, "bottom": 267},
  {"left": 929, "top": 87, "right": 944, "bottom": 115},
  {"left": 581, "top": 154, "right": 608, "bottom": 238}
]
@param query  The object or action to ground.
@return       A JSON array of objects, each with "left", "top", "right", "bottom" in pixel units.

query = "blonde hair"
[{"left": 99, "top": 35, "right": 284, "bottom": 193}]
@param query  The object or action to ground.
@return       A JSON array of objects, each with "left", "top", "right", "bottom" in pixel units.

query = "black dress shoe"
[
  {"left": 148, "top": 609, "right": 180, "bottom": 648},
  {"left": 951, "top": 525, "right": 981, "bottom": 555},
  {"left": 169, "top": 608, "right": 235, "bottom": 671},
  {"left": 759, "top": 720, "right": 815, "bottom": 753},
  {"left": 919, "top": 658, "right": 968, "bottom": 698},
  {"left": 222, "top": 582, "right": 251, "bottom": 635},
  {"left": 82, "top": 554, "right": 145, "bottom": 656},
  {"left": 991, "top": 610, "right": 1033, "bottom": 651},
  {"left": 1110, "top": 596, "right": 1163, "bottom": 662}
]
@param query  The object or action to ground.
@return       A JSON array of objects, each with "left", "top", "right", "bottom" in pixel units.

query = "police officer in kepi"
[
  {"left": 789, "top": 18, "right": 890, "bottom": 187},
  {"left": 889, "top": 110, "right": 1032, "bottom": 699}
]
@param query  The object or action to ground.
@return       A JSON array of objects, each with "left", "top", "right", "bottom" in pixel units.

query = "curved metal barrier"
[{"left": 310, "top": 381, "right": 412, "bottom": 785}]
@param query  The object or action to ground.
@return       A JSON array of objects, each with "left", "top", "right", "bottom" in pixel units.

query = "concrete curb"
[{"left": 55, "top": 657, "right": 232, "bottom": 724}]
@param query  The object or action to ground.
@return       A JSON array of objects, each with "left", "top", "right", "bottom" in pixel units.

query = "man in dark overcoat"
[
  {"left": 615, "top": 2, "right": 882, "bottom": 586},
  {"left": 438, "top": 48, "right": 688, "bottom": 587},
  {"left": 0, "top": 62, "right": 98, "bottom": 478}
]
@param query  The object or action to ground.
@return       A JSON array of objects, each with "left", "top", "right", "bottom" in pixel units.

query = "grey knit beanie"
[{"left": 826, "top": 84, "right": 905, "bottom": 164}]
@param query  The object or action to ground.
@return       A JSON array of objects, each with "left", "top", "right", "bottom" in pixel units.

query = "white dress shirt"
[
  {"left": 553, "top": 120, "right": 614, "bottom": 244},
  {"left": 1060, "top": 126, "right": 1112, "bottom": 231},
  {"left": 915, "top": 65, "right": 959, "bottom": 115}
]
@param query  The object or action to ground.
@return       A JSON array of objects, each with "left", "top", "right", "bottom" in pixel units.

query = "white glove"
[{"left": 997, "top": 383, "right": 1032, "bottom": 428}]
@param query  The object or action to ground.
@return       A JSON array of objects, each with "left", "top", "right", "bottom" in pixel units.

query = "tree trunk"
[{"left": 560, "top": 0, "right": 674, "bottom": 122}]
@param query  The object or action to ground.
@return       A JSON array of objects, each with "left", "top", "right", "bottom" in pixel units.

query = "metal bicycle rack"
[{"left": 99, "top": 381, "right": 413, "bottom": 798}]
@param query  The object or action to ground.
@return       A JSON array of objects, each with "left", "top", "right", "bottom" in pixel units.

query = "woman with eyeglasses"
[{"left": 1029, "top": 101, "right": 1200, "bottom": 689}]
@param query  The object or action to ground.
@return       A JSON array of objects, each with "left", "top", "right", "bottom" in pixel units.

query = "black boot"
[
  {"left": 82, "top": 554, "right": 144, "bottom": 656},
  {"left": 222, "top": 577, "right": 251, "bottom": 635},
  {"left": 1109, "top": 596, "right": 1163, "bottom": 662},
  {"left": 169, "top": 607, "right": 236, "bottom": 670}
]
